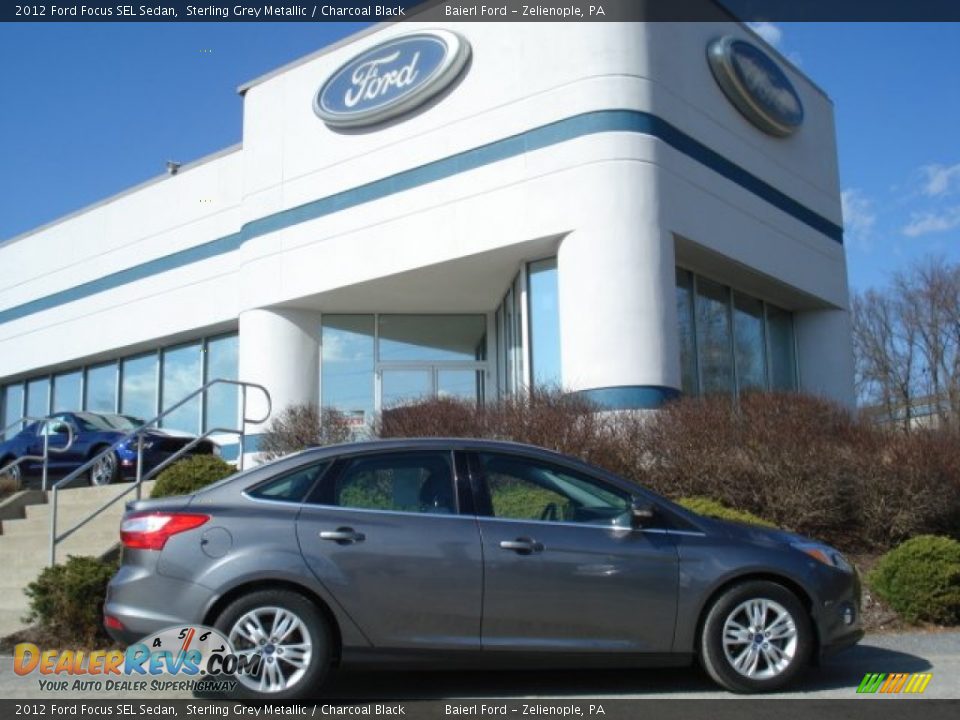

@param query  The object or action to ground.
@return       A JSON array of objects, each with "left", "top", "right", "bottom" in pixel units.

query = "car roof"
[
  {"left": 296, "top": 437, "right": 623, "bottom": 483},
  {"left": 306, "top": 437, "right": 573, "bottom": 457}
]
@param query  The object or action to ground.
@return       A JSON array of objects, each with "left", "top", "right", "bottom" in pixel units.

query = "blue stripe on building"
[{"left": 0, "top": 109, "right": 843, "bottom": 327}]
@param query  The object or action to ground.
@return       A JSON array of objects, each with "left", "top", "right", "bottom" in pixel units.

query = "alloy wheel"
[
  {"left": 90, "top": 453, "right": 116, "bottom": 486},
  {"left": 721, "top": 598, "right": 798, "bottom": 679},
  {"left": 228, "top": 606, "right": 313, "bottom": 694}
]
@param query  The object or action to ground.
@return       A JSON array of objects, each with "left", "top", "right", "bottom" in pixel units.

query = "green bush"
[
  {"left": 24, "top": 555, "right": 117, "bottom": 646},
  {"left": 868, "top": 535, "right": 960, "bottom": 625},
  {"left": 151, "top": 455, "right": 235, "bottom": 499},
  {"left": 676, "top": 496, "right": 776, "bottom": 527}
]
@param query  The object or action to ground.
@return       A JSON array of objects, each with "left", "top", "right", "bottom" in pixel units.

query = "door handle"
[
  {"left": 499, "top": 537, "right": 544, "bottom": 555},
  {"left": 319, "top": 527, "right": 365, "bottom": 544}
]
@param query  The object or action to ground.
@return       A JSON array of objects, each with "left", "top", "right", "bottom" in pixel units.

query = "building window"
[
  {"left": 767, "top": 304, "right": 798, "bottom": 391},
  {"left": 377, "top": 314, "right": 487, "bottom": 409},
  {"left": 84, "top": 362, "right": 118, "bottom": 413},
  {"left": 733, "top": 293, "right": 767, "bottom": 391},
  {"left": 527, "top": 258, "right": 561, "bottom": 389},
  {"left": 321, "top": 315, "right": 376, "bottom": 427},
  {"left": 205, "top": 334, "right": 239, "bottom": 432},
  {"left": 378, "top": 315, "right": 486, "bottom": 363},
  {"left": 677, "top": 268, "right": 797, "bottom": 396},
  {"left": 161, "top": 343, "right": 203, "bottom": 434},
  {"left": 26, "top": 377, "right": 50, "bottom": 420},
  {"left": 121, "top": 353, "right": 158, "bottom": 421},
  {"left": 2, "top": 384, "right": 24, "bottom": 439},
  {"left": 52, "top": 370, "right": 82, "bottom": 413},
  {"left": 696, "top": 277, "right": 735, "bottom": 395},
  {"left": 676, "top": 269, "right": 698, "bottom": 395},
  {"left": 320, "top": 314, "right": 488, "bottom": 426},
  {"left": 2, "top": 331, "right": 239, "bottom": 438}
]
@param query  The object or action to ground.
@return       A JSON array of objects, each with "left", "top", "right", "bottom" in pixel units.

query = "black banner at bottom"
[{"left": 3, "top": 700, "right": 959, "bottom": 720}]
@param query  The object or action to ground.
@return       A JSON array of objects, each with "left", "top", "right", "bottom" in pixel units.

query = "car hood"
[
  {"left": 106, "top": 428, "right": 198, "bottom": 441},
  {"left": 700, "top": 515, "right": 811, "bottom": 549}
]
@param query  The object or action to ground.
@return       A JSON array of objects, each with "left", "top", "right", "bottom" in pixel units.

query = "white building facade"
[{"left": 0, "top": 20, "right": 854, "bottom": 458}]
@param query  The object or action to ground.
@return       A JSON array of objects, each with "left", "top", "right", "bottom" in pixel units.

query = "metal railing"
[
  {"left": 48, "top": 378, "right": 271, "bottom": 566},
  {"left": 0, "top": 416, "right": 76, "bottom": 492}
]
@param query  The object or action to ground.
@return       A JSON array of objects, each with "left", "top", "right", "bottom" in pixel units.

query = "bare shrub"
[
  {"left": 259, "top": 404, "right": 353, "bottom": 461},
  {"left": 376, "top": 389, "right": 960, "bottom": 552}
]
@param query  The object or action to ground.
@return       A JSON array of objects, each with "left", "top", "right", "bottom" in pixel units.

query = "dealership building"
[{"left": 0, "top": 16, "right": 854, "bottom": 458}]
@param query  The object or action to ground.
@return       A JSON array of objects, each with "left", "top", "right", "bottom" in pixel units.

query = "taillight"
[
  {"left": 104, "top": 615, "right": 125, "bottom": 630},
  {"left": 120, "top": 512, "right": 210, "bottom": 551}
]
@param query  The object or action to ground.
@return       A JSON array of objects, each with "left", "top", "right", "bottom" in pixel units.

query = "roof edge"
[{"left": 0, "top": 143, "right": 243, "bottom": 250}]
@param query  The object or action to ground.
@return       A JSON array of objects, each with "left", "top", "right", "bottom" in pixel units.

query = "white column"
[
  {"left": 794, "top": 308, "right": 856, "bottom": 408},
  {"left": 238, "top": 307, "right": 320, "bottom": 449},
  {"left": 557, "top": 162, "right": 680, "bottom": 409}
]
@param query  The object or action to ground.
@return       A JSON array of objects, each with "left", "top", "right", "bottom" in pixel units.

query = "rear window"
[{"left": 247, "top": 462, "right": 330, "bottom": 503}]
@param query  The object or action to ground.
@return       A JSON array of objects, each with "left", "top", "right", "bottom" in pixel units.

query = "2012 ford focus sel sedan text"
[{"left": 104, "top": 439, "right": 862, "bottom": 699}]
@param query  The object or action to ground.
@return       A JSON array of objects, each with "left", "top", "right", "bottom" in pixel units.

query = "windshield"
[{"left": 73, "top": 413, "right": 146, "bottom": 432}]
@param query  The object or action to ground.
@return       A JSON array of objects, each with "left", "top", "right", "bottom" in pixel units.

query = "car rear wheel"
[
  {"left": 88, "top": 449, "right": 119, "bottom": 486},
  {"left": 700, "top": 580, "right": 813, "bottom": 693},
  {"left": 215, "top": 589, "right": 331, "bottom": 700}
]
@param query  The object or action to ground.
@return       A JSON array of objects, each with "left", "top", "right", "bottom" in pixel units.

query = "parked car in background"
[
  {"left": 0, "top": 412, "right": 217, "bottom": 487},
  {"left": 105, "top": 438, "right": 862, "bottom": 699}
]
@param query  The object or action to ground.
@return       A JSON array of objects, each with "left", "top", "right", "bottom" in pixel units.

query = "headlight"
[
  {"left": 791, "top": 541, "right": 852, "bottom": 572},
  {"left": 124, "top": 436, "right": 153, "bottom": 451}
]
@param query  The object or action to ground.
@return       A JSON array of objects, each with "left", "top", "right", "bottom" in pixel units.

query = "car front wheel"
[
  {"left": 700, "top": 580, "right": 813, "bottom": 693},
  {"left": 215, "top": 589, "right": 331, "bottom": 700},
  {"left": 88, "top": 450, "right": 120, "bottom": 486}
]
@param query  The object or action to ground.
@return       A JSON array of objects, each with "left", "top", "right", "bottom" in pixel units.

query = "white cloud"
[
  {"left": 902, "top": 206, "right": 960, "bottom": 237},
  {"left": 919, "top": 163, "right": 960, "bottom": 197},
  {"left": 841, "top": 189, "right": 876, "bottom": 247},
  {"left": 747, "top": 21, "right": 783, "bottom": 48}
]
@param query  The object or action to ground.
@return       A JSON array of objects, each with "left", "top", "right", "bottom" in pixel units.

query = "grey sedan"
[{"left": 104, "top": 438, "right": 862, "bottom": 699}]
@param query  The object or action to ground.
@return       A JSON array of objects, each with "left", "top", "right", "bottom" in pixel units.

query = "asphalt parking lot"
[{"left": 1, "top": 631, "right": 957, "bottom": 700}]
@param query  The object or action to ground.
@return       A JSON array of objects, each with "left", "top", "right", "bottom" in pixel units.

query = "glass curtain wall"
[
  {"left": 0, "top": 332, "right": 239, "bottom": 439},
  {"left": 676, "top": 268, "right": 798, "bottom": 396},
  {"left": 495, "top": 257, "right": 562, "bottom": 397}
]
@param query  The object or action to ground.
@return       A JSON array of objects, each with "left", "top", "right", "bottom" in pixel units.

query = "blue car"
[{"left": 0, "top": 412, "right": 217, "bottom": 487}]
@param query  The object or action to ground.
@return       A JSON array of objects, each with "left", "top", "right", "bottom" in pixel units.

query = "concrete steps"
[{"left": 0, "top": 481, "right": 155, "bottom": 637}]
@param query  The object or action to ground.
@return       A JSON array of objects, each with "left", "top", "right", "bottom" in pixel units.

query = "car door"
[
  {"left": 296, "top": 448, "right": 483, "bottom": 650},
  {"left": 469, "top": 450, "right": 679, "bottom": 653}
]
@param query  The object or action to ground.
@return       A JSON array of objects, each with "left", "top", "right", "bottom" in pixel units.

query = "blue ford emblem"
[
  {"left": 707, "top": 36, "right": 804, "bottom": 137},
  {"left": 314, "top": 30, "right": 471, "bottom": 129}
]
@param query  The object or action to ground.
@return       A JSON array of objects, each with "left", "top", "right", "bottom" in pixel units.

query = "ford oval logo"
[
  {"left": 707, "top": 36, "right": 804, "bottom": 137},
  {"left": 314, "top": 30, "right": 471, "bottom": 129}
]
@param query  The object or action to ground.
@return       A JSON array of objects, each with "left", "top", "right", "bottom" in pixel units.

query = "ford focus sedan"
[{"left": 104, "top": 439, "right": 862, "bottom": 699}]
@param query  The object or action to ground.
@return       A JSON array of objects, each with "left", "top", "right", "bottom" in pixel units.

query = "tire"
[
  {"left": 87, "top": 448, "right": 120, "bottom": 486},
  {"left": 1, "top": 457, "right": 22, "bottom": 490},
  {"left": 699, "top": 580, "right": 813, "bottom": 693},
  {"left": 213, "top": 589, "right": 332, "bottom": 700}
]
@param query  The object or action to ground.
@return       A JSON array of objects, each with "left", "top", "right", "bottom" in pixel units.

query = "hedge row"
[{"left": 377, "top": 391, "right": 960, "bottom": 552}]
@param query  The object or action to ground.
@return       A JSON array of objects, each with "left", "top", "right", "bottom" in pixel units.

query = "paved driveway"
[{"left": 0, "top": 631, "right": 957, "bottom": 700}]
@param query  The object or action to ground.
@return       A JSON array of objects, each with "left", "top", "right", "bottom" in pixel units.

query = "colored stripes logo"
[{"left": 857, "top": 672, "right": 933, "bottom": 694}]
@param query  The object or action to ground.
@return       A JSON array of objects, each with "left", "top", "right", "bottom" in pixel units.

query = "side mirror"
[
  {"left": 630, "top": 497, "right": 656, "bottom": 527},
  {"left": 53, "top": 423, "right": 70, "bottom": 435}
]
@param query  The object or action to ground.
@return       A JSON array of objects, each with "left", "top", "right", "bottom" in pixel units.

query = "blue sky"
[{"left": 0, "top": 21, "right": 958, "bottom": 294}]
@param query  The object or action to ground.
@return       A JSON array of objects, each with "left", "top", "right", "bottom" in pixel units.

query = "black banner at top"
[{"left": 4, "top": 0, "right": 960, "bottom": 23}]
